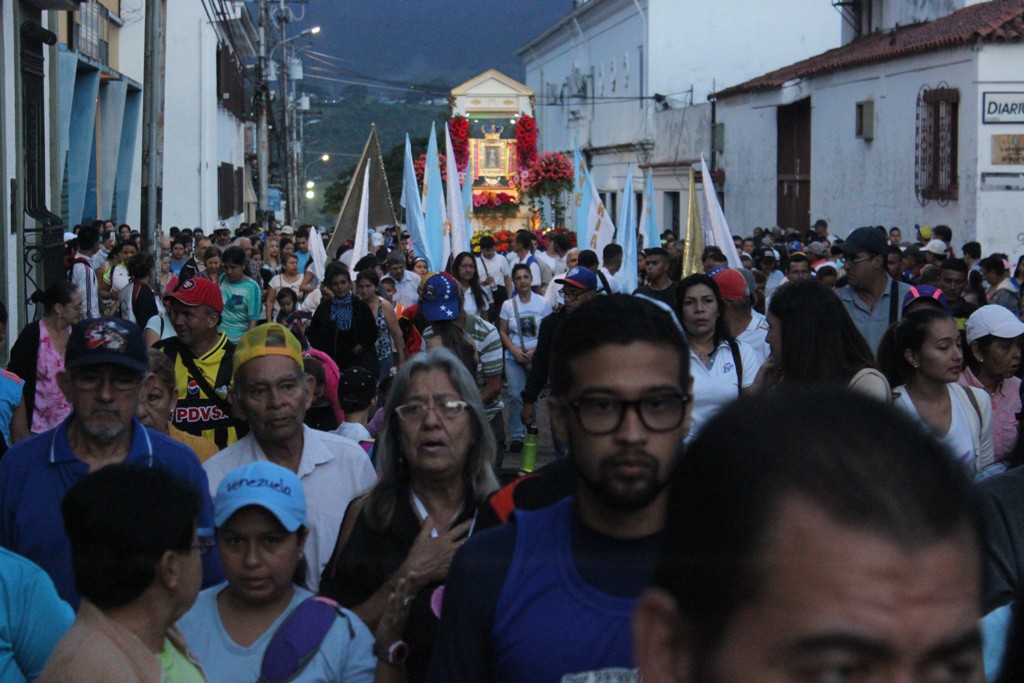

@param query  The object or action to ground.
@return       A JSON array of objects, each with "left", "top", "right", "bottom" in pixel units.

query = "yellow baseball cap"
[{"left": 232, "top": 323, "right": 303, "bottom": 377}]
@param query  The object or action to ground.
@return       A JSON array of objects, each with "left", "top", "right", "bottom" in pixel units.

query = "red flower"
[{"left": 450, "top": 115, "right": 470, "bottom": 174}]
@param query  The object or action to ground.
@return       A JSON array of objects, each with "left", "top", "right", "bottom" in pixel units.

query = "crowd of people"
[{"left": 2, "top": 215, "right": 1024, "bottom": 681}]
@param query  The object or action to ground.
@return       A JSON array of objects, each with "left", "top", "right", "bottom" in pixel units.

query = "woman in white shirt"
[
  {"left": 453, "top": 251, "right": 491, "bottom": 321},
  {"left": 499, "top": 264, "right": 552, "bottom": 451},
  {"left": 879, "top": 308, "right": 994, "bottom": 475},
  {"left": 265, "top": 252, "right": 304, "bottom": 321},
  {"left": 679, "top": 274, "right": 762, "bottom": 442}
]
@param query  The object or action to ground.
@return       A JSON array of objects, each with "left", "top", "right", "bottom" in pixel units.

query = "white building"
[
  {"left": 162, "top": 0, "right": 255, "bottom": 233},
  {"left": 1, "top": 0, "right": 146, "bottom": 334},
  {"left": 517, "top": 0, "right": 839, "bottom": 238},
  {"left": 712, "top": 0, "right": 1024, "bottom": 252}
]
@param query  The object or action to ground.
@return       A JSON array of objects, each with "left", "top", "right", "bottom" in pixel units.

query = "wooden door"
[{"left": 777, "top": 99, "right": 811, "bottom": 232}]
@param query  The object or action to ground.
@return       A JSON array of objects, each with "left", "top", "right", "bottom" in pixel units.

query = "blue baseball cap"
[
  {"left": 555, "top": 266, "right": 598, "bottom": 292},
  {"left": 214, "top": 462, "right": 306, "bottom": 532},
  {"left": 66, "top": 318, "right": 149, "bottom": 374},
  {"left": 419, "top": 272, "right": 461, "bottom": 322}
]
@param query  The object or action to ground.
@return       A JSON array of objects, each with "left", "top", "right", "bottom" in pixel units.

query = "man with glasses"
[
  {"left": 429, "top": 295, "right": 692, "bottom": 682},
  {"left": 836, "top": 226, "right": 912, "bottom": 355},
  {"left": 0, "top": 318, "right": 220, "bottom": 607},
  {"left": 202, "top": 323, "right": 375, "bottom": 591}
]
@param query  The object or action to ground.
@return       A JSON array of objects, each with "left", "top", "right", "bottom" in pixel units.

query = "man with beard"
[
  {"left": 0, "top": 319, "right": 220, "bottom": 607},
  {"left": 428, "top": 295, "right": 691, "bottom": 682}
]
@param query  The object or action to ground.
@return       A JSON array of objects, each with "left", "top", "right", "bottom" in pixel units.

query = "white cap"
[
  {"left": 924, "top": 239, "right": 947, "bottom": 255},
  {"left": 63, "top": 231, "right": 78, "bottom": 243},
  {"left": 966, "top": 305, "right": 1024, "bottom": 343}
]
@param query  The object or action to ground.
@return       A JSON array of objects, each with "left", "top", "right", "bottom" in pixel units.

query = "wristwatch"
[{"left": 374, "top": 640, "right": 409, "bottom": 666}]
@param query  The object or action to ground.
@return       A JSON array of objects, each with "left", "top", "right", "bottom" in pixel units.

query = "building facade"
[
  {"left": 162, "top": 0, "right": 254, "bottom": 233},
  {"left": 713, "top": 0, "right": 1024, "bottom": 251},
  {"left": 518, "top": 0, "right": 838, "bottom": 238}
]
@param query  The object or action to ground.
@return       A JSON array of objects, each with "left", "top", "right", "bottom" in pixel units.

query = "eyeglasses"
[
  {"left": 72, "top": 370, "right": 143, "bottom": 392},
  {"left": 569, "top": 394, "right": 690, "bottom": 435},
  {"left": 845, "top": 254, "right": 874, "bottom": 265},
  {"left": 395, "top": 400, "right": 469, "bottom": 422},
  {"left": 192, "top": 535, "right": 216, "bottom": 556}
]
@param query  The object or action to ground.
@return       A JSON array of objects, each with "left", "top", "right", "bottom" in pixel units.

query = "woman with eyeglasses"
[
  {"left": 8, "top": 281, "right": 83, "bottom": 443},
  {"left": 178, "top": 461, "right": 375, "bottom": 682},
  {"left": 320, "top": 348, "right": 499, "bottom": 683}
]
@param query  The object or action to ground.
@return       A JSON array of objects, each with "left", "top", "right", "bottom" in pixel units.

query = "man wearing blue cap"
[
  {"left": 0, "top": 318, "right": 221, "bottom": 607},
  {"left": 520, "top": 266, "right": 598, "bottom": 458}
]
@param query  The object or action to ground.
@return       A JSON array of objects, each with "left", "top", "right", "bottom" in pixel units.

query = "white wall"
[
  {"left": 717, "top": 49, "right": 984, "bottom": 242},
  {"left": 647, "top": 0, "right": 838, "bottom": 104},
  {"left": 162, "top": 3, "right": 246, "bottom": 231},
  {"left": 974, "top": 43, "right": 1024, "bottom": 257}
]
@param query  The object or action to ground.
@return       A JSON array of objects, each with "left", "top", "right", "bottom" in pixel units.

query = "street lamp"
[
  {"left": 306, "top": 180, "right": 315, "bottom": 189},
  {"left": 305, "top": 190, "right": 315, "bottom": 199}
]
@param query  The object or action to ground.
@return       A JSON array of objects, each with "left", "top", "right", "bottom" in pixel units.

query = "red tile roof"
[{"left": 712, "top": 0, "right": 1024, "bottom": 99}]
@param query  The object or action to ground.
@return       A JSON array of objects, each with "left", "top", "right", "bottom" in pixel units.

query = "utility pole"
[
  {"left": 277, "top": 0, "right": 292, "bottom": 226},
  {"left": 141, "top": 0, "right": 165, "bottom": 250},
  {"left": 257, "top": 0, "right": 270, "bottom": 228}
]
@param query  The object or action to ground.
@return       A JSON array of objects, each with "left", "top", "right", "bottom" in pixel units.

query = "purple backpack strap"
[{"left": 258, "top": 596, "right": 354, "bottom": 683}]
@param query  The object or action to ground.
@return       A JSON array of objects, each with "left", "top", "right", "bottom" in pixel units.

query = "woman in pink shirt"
[{"left": 960, "top": 305, "right": 1024, "bottom": 466}]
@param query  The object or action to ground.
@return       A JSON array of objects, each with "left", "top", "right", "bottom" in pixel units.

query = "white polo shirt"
[
  {"left": 737, "top": 311, "right": 771, "bottom": 363},
  {"left": 203, "top": 426, "right": 377, "bottom": 591},
  {"left": 688, "top": 339, "right": 762, "bottom": 442}
]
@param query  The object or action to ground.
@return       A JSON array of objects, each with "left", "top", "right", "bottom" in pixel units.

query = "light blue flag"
[
  {"left": 575, "top": 144, "right": 615, "bottom": 255},
  {"left": 616, "top": 165, "right": 638, "bottom": 293},
  {"left": 639, "top": 168, "right": 659, "bottom": 250},
  {"left": 423, "top": 123, "right": 446, "bottom": 270},
  {"left": 401, "top": 135, "right": 428, "bottom": 261}
]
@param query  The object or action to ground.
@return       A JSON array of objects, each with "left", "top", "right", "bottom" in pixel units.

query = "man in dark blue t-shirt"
[{"left": 423, "top": 295, "right": 692, "bottom": 683}]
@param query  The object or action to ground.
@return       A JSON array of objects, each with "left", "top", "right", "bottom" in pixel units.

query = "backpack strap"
[
  {"left": 595, "top": 269, "right": 612, "bottom": 295},
  {"left": 888, "top": 278, "right": 900, "bottom": 325},
  {"left": 258, "top": 596, "right": 354, "bottom": 683},
  {"left": 726, "top": 338, "right": 743, "bottom": 393}
]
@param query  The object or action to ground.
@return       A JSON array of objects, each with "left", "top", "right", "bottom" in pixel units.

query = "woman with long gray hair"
[{"left": 320, "top": 347, "right": 498, "bottom": 682}]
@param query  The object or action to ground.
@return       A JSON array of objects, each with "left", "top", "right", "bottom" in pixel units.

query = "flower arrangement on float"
[
  {"left": 450, "top": 116, "right": 470, "bottom": 174},
  {"left": 515, "top": 115, "right": 538, "bottom": 173},
  {"left": 471, "top": 229, "right": 514, "bottom": 254},
  {"left": 472, "top": 190, "right": 520, "bottom": 217},
  {"left": 520, "top": 151, "right": 574, "bottom": 227}
]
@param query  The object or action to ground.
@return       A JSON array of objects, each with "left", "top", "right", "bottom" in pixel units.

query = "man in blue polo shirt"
[
  {"left": 0, "top": 318, "right": 221, "bottom": 607},
  {"left": 835, "top": 226, "right": 912, "bottom": 355}
]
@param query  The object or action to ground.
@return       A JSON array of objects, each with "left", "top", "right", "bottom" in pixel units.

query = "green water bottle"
[{"left": 520, "top": 426, "right": 539, "bottom": 473}]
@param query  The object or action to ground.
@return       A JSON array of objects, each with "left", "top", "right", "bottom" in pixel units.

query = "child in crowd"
[{"left": 333, "top": 366, "right": 377, "bottom": 459}]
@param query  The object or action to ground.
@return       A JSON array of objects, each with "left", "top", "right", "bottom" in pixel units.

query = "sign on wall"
[
  {"left": 983, "top": 92, "right": 1024, "bottom": 124},
  {"left": 993, "top": 135, "right": 1024, "bottom": 165}
]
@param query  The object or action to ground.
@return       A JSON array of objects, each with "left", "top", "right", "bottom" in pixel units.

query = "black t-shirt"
[{"left": 635, "top": 282, "right": 678, "bottom": 310}]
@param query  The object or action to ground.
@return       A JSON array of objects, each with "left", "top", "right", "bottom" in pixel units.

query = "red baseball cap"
[
  {"left": 711, "top": 268, "right": 748, "bottom": 302},
  {"left": 164, "top": 277, "right": 223, "bottom": 313}
]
